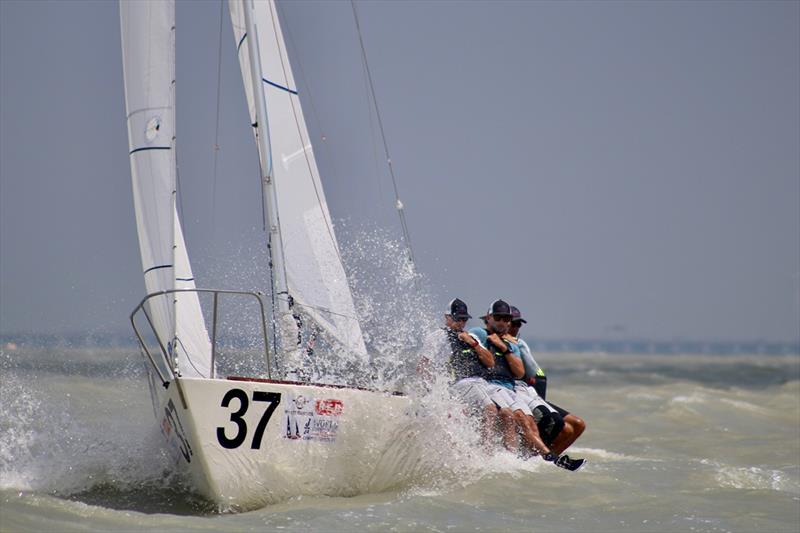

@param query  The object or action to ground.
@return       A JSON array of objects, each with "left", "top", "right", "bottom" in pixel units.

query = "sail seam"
[{"left": 126, "top": 106, "right": 170, "bottom": 120}]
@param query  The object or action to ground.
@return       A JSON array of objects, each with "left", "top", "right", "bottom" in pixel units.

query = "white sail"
[
  {"left": 120, "top": 0, "right": 212, "bottom": 378},
  {"left": 229, "top": 0, "right": 368, "bottom": 359}
]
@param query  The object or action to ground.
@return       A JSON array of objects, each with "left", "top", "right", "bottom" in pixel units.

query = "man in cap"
[
  {"left": 509, "top": 305, "right": 586, "bottom": 470},
  {"left": 419, "top": 298, "right": 516, "bottom": 448},
  {"left": 467, "top": 299, "right": 553, "bottom": 456}
]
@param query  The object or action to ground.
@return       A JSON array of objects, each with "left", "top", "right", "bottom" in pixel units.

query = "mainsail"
[
  {"left": 120, "top": 0, "right": 212, "bottom": 378},
  {"left": 229, "top": 0, "right": 368, "bottom": 360}
]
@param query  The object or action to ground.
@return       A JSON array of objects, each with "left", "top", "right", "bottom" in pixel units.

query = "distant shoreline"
[{"left": 1, "top": 332, "right": 797, "bottom": 356}]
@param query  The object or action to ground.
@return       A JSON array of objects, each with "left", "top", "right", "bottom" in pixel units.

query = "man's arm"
[
  {"left": 517, "top": 338, "right": 544, "bottom": 385},
  {"left": 473, "top": 339, "right": 496, "bottom": 368},
  {"left": 467, "top": 328, "right": 496, "bottom": 368},
  {"left": 505, "top": 352, "right": 525, "bottom": 379},
  {"left": 503, "top": 335, "right": 525, "bottom": 379}
]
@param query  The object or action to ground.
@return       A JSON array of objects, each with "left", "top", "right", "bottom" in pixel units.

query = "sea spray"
[
  {"left": 341, "top": 225, "right": 438, "bottom": 390},
  {"left": 0, "top": 350, "right": 39, "bottom": 490},
  {"left": 0, "top": 348, "right": 196, "bottom": 506}
]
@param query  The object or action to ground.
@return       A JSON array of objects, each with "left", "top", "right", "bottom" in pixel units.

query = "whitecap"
[
  {"left": 715, "top": 466, "right": 800, "bottom": 493},
  {"left": 568, "top": 447, "right": 657, "bottom": 462}
]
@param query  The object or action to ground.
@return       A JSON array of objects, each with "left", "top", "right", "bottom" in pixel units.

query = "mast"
[
  {"left": 229, "top": 0, "right": 369, "bottom": 376},
  {"left": 240, "top": 0, "right": 299, "bottom": 374},
  {"left": 169, "top": 13, "right": 178, "bottom": 360}
]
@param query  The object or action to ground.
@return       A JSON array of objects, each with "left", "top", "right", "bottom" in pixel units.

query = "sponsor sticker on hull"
[
  {"left": 161, "top": 398, "right": 193, "bottom": 463},
  {"left": 283, "top": 394, "right": 343, "bottom": 442}
]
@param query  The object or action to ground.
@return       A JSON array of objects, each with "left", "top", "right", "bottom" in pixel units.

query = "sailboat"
[{"left": 120, "top": 0, "right": 412, "bottom": 510}]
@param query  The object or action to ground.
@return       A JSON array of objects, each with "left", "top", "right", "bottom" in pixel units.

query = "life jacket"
[
  {"left": 442, "top": 328, "right": 486, "bottom": 382},
  {"left": 470, "top": 327, "right": 516, "bottom": 382}
]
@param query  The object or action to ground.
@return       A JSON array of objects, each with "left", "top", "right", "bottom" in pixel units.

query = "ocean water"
[{"left": 1, "top": 346, "right": 799, "bottom": 532}]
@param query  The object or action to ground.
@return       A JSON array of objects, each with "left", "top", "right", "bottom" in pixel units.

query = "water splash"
[
  {"left": 0, "top": 349, "right": 208, "bottom": 512},
  {"left": 340, "top": 225, "right": 438, "bottom": 390}
]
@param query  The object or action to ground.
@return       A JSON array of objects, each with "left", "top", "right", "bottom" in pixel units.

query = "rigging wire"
[
  {"left": 211, "top": 0, "right": 225, "bottom": 236},
  {"left": 276, "top": 0, "right": 382, "bottom": 218},
  {"left": 361, "top": 51, "right": 386, "bottom": 205},
  {"left": 276, "top": 1, "right": 381, "bottom": 212},
  {"left": 350, "top": 0, "right": 416, "bottom": 269}
]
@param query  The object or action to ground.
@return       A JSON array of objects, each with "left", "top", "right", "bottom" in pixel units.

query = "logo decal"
[
  {"left": 145, "top": 116, "right": 161, "bottom": 143},
  {"left": 283, "top": 394, "right": 343, "bottom": 442}
]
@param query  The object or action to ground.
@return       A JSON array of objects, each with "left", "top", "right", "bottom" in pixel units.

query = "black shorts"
[
  {"left": 547, "top": 401, "right": 570, "bottom": 419},
  {"left": 531, "top": 404, "right": 564, "bottom": 446}
]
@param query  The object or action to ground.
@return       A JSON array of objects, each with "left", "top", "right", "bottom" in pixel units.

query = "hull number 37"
[{"left": 216, "top": 388, "right": 282, "bottom": 449}]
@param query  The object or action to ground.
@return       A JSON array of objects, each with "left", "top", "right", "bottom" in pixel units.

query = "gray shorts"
[
  {"left": 451, "top": 378, "right": 532, "bottom": 416},
  {"left": 514, "top": 382, "right": 556, "bottom": 422}
]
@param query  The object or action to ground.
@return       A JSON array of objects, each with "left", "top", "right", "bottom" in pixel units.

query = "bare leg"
[
  {"left": 513, "top": 410, "right": 550, "bottom": 456},
  {"left": 481, "top": 404, "right": 499, "bottom": 450},
  {"left": 549, "top": 423, "right": 573, "bottom": 455},
  {"left": 498, "top": 407, "right": 517, "bottom": 451},
  {"left": 550, "top": 414, "right": 585, "bottom": 455}
]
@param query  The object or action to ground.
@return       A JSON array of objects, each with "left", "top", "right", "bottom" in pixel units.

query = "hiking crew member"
[
  {"left": 468, "top": 299, "right": 552, "bottom": 456},
  {"left": 509, "top": 306, "right": 586, "bottom": 460}
]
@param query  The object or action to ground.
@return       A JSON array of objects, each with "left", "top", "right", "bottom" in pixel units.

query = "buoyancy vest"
[
  {"left": 443, "top": 328, "right": 486, "bottom": 382},
  {"left": 470, "top": 327, "right": 516, "bottom": 382}
]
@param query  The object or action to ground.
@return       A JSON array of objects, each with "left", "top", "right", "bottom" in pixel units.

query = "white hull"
[{"left": 148, "top": 370, "right": 414, "bottom": 510}]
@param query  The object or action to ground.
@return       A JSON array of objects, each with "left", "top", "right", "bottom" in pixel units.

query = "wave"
[
  {"left": 568, "top": 447, "right": 657, "bottom": 463},
  {"left": 698, "top": 459, "right": 800, "bottom": 494}
]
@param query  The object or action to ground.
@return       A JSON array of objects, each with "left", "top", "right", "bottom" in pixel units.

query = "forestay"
[
  {"left": 229, "top": 0, "right": 368, "bottom": 359},
  {"left": 120, "top": 0, "right": 212, "bottom": 378}
]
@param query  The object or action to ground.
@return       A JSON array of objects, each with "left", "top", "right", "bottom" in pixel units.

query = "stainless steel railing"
[{"left": 129, "top": 289, "right": 272, "bottom": 386}]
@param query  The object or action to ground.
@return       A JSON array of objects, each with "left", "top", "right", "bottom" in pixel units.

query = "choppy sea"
[{"left": 1, "top": 346, "right": 798, "bottom": 532}]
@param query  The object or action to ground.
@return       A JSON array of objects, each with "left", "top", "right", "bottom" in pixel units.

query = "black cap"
[
  {"left": 486, "top": 299, "right": 512, "bottom": 317},
  {"left": 447, "top": 298, "right": 472, "bottom": 320},
  {"left": 510, "top": 305, "right": 527, "bottom": 324}
]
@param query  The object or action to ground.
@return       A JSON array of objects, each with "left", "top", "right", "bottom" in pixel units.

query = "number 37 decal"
[{"left": 216, "top": 388, "right": 282, "bottom": 449}]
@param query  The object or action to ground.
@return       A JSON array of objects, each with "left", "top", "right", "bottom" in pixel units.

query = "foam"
[
  {"left": 714, "top": 466, "right": 800, "bottom": 493},
  {"left": 569, "top": 447, "right": 656, "bottom": 462}
]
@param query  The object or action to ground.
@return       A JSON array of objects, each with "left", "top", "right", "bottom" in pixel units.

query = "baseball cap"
[
  {"left": 486, "top": 299, "right": 512, "bottom": 317},
  {"left": 447, "top": 298, "right": 472, "bottom": 320},
  {"left": 510, "top": 305, "right": 527, "bottom": 324}
]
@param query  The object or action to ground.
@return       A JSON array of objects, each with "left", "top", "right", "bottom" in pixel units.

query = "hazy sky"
[{"left": 1, "top": 0, "right": 798, "bottom": 342}]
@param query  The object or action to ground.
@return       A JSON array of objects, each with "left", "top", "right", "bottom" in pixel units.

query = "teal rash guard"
[{"left": 469, "top": 327, "right": 521, "bottom": 390}]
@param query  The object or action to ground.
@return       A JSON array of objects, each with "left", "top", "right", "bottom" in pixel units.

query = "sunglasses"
[{"left": 492, "top": 315, "right": 512, "bottom": 322}]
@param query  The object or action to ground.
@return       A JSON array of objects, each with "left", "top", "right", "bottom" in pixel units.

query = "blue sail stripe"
[
  {"left": 130, "top": 146, "right": 171, "bottom": 155},
  {"left": 237, "top": 32, "right": 247, "bottom": 52},
  {"left": 262, "top": 78, "right": 298, "bottom": 95},
  {"left": 144, "top": 264, "right": 172, "bottom": 275}
]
